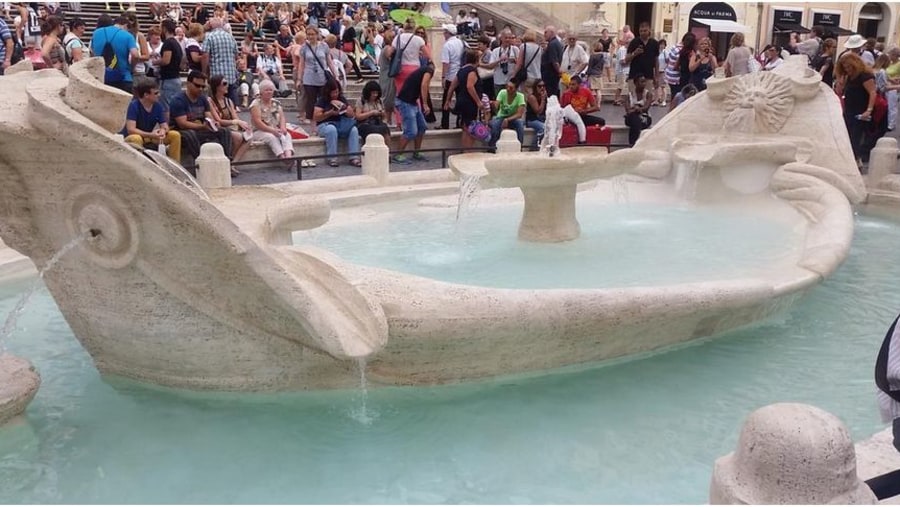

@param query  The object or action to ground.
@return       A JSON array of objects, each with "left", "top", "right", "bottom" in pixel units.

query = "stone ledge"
[{"left": 233, "top": 125, "right": 631, "bottom": 171}]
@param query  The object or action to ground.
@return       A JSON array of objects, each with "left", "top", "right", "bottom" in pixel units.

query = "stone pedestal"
[
  {"left": 869, "top": 137, "right": 898, "bottom": 187},
  {"left": 362, "top": 134, "right": 390, "bottom": 185},
  {"left": 0, "top": 354, "right": 41, "bottom": 426},
  {"left": 709, "top": 403, "right": 877, "bottom": 504},
  {"left": 196, "top": 142, "right": 232, "bottom": 189},
  {"left": 427, "top": 27, "right": 446, "bottom": 82},
  {"left": 519, "top": 185, "right": 580, "bottom": 242}
]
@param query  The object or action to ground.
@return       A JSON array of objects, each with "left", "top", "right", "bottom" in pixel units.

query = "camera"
[
  {"left": 267, "top": 69, "right": 274, "bottom": 76},
  {"left": 500, "top": 61, "right": 508, "bottom": 73}
]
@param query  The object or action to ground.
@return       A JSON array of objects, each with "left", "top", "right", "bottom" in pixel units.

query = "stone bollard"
[
  {"left": 496, "top": 129, "right": 522, "bottom": 155},
  {"left": 709, "top": 403, "right": 877, "bottom": 504},
  {"left": 868, "top": 137, "right": 898, "bottom": 186},
  {"left": 362, "top": 133, "right": 390, "bottom": 185},
  {"left": 195, "top": 142, "right": 232, "bottom": 189}
]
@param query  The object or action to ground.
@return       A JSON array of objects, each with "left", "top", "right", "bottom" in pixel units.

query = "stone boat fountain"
[{"left": 0, "top": 57, "right": 865, "bottom": 410}]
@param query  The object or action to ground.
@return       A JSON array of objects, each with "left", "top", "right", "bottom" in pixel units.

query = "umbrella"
[{"left": 389, "top": 8, "right": 434, "bottom": 29}]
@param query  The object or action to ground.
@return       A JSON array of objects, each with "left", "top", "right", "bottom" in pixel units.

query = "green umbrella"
[{"left": 389, "top": 8, "right": 434, "bottom": 29}]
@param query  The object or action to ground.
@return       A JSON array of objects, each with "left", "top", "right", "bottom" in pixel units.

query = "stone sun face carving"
[{"left": 722, "top": 72, "right": 795, "bottom": 135}]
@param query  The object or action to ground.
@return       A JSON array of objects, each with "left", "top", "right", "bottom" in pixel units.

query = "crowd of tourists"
[{"left": 0, "top": 2, "right": 892, "bottom": 174}]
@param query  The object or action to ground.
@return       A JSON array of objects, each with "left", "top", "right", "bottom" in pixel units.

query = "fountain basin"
[{"left": 0, "top": 59, "right": 864, "bottom": 391}]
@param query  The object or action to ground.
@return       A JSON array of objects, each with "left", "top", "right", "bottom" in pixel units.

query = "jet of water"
[
  {"left": 456, "top": 173, "right": 483, "bottom": 223},
  {"left": 0, "top": 235, "right": 85, "bottom": 354},
  {"left": 540, "top": 96, "right": 565, "bottom": 158}
]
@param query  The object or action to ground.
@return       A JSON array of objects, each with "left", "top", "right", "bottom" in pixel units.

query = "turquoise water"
[
  {"left": 0, "top": 213, "right": 897, "bottom": 503},
  {"left": 295, "top": 200, "right": 801, "bottom": 288}
]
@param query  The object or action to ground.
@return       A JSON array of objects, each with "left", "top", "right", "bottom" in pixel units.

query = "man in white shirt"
[
  {"left": 489, "top": 29, "right": 519, "bottom": 97},
  {"left": 439, "top": 23, "right": 465, "bottom": 129},
  {"left": 560, "top": 34, "right": 588, "bottom": 90}
]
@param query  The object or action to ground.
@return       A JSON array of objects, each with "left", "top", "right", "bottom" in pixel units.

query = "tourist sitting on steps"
[
  {"left": 489, "top": 78, "right": 526, "bottom": 149},
  {"left": 624, "top": 73, "right": 653, "bottom": 146},
  {"left": 356, "top": 80, "right": 392, "bottom": 146},
  {"left": 121, "top": 78, "right": 182, "bottom": 162},
  {"left": 208, "top": 74, "right": 251, "bottom": 175},
  {"left": 250, "top": 79, "right": 298, "bottom": 170},
  {"left": 169, "top": 70, "right": 233, "bottom": 171},
  {"left": 525, "top": 79, "right": 548, "bottom": 150},
  {"left": 312, "top": 78, "right": 362, "bottom": 168},
  {"left": 560, "top": 75, "right": 605, "bottom": 128}
]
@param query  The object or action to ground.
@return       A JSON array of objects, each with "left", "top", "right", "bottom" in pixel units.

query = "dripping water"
[
  {"left": 456, "top": 173, "right": 483, "bottom": 223},
  {"left": 0, "top": 234, "right": 86, "bottom": 354}
]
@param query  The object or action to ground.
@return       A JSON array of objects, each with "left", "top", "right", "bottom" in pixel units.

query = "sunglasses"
[{"left": 190, "top": 81, "right": 207, "bottom": 88}]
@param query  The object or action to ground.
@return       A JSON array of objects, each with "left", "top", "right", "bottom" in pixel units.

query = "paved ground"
[{"left": 229, "top": 101, "right": 673, "bottom": 186}]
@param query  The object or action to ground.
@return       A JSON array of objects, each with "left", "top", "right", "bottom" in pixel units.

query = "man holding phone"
[{"left": 624, "top": 21, "right": 660, "bottom": 96}]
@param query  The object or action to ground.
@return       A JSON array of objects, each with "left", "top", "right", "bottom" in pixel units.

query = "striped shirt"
[
  {"left": 0, "top": 18, "right": 11, "bottom": 65},
  {"left": 664, "top": 43, "right": 683, "bottom": 86},
  {"left": 879, "top": 315, "right": 900, "bottom": 422}
]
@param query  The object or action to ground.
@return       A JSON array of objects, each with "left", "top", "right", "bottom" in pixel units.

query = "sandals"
[
  {"left": 328, "top": 159, "right": 340, "bottom": 167},
  {"left": 349, "top": 158, "right": 362, "bottom": 167}
]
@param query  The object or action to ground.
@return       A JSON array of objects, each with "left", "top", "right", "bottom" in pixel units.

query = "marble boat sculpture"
[{"left": 0, "top": 57, "right": 864, "bottom": 391}]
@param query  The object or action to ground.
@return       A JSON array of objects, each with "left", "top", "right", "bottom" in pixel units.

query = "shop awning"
[
  {"left": 693, "top": 18, "right": 749, "bottom": 33},
  {"left": 823, "top": 26, "right": 855, "bottom": 36},
  {"left": 773, "top": 22, "right": 811, "bottom": 34}
]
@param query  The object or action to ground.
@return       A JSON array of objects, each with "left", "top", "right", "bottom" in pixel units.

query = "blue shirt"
[
  {"left": 121, "top": 98, "right": 167, "bottom": 136},
  {"left": 169, "top": 92, "right": 210, "bottom": 128},
  {"left": 90, "top": 25, "right": 137, "bottom": 83}
]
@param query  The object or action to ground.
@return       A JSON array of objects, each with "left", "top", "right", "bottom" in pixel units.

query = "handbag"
[
  {"left": 342, "top": 40, "right": 354, "bottom": 53},
  {"left": 306, "top": 42, "right": 334, "bottom": 82},
  {"left": 467, "top": 110, "right": 492, "bottom": 143},
  {"left": 477, "top": 66, "right": 494, "bottom": 80},
  {"left": 388, "top": 33, "right": 414, "bottom": 78},
  {"left": 513, "top": 43, "right": 539, "bottom": 84}
]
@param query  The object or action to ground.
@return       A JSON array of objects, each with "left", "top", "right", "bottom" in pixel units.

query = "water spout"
[
  {"left": 540, "top": 96, "right": 565, "bottom": 158},
  {"left": 456, "top": 173, "right": 483, "bottom": 222},
  {"left": 0, "top": 235, "right": 84, "bottom": 354}
]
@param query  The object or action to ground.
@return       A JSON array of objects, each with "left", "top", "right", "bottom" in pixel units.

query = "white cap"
[{"left": 442, "top": 23, "right": 457, "bottom": 35}]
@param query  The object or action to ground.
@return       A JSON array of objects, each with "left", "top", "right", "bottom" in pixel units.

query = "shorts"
[
  {"left": 615, "top": 72, "right": 628, "bottom": 92},
  {"left": 396, "top": 99, "right": 426, "bottom": 140},
  {"left": 589, "top": 76, "right": 604, "bottom": 91}
]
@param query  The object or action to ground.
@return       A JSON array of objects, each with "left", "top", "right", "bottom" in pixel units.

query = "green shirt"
[
  {"left": 888, "top": 61, "right": 900, "bottom": 80},
  {"left": 496, "top": 89, "right": 525, "bottom": 119}
]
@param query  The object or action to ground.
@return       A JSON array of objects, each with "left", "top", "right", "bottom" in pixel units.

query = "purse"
[
  {"left": 306, "top": 42, "right": 334, "bottom": 82},
  {"left": 477, "top": 66, "right": 494, "bottom": 80},
  {"left": 388, "top": 33, "right": 414, "bottom": 78},
  {"left": 467, "top": 110, "right": 492, "bottom": 143},
  {"left": 341, "top": 40, "right": 354, "bottom": 53},
  {"left": 513, "top": 43, "right": 539, "bottom": 84}
]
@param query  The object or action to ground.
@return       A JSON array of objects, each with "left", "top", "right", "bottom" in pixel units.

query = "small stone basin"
[
  {"left": 484, "top": 150, "right": 621, "bottom": 188},
  {"left": 450, "top": 148, "right": 622, "bottom": 243}
]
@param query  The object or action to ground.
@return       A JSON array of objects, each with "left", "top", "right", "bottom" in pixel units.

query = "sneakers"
[
  {"left": 412, "top": 152, "right": 428, "bottom": 161},
  {"left": 391, "top": 154, "right": 411, "bottom": 164}
]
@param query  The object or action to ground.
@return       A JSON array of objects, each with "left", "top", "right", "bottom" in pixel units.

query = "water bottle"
[{"left": 855, "top": 113, "right": 872, "bottom": 122}]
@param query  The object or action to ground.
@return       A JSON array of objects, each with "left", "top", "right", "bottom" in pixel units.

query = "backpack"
[
  {"left": 63, "top": 35, "right": 79, "bottom": 65},
  {"left": 100, "top": 30, "right": 125, "bottom": 83}
]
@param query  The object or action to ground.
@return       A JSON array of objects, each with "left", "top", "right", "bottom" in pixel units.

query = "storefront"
[
  {"left": 688, "top": 2, "right": 748, "bottom": 58},
  {"left": 771, "top": 8, "right": 808, "bottom": 49},
  {"left": 811, "top": 11, "right": 854, "bottom": 39}
]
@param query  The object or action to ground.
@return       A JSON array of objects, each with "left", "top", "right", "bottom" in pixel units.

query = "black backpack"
[{"left": 101, "top": 30, "right": 125, "bottom": 83}]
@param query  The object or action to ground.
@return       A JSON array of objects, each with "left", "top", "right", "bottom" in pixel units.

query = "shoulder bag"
[
  {"left": 513, "top": 43, "right": 539, "bottom": 84},
  {"left": 306, "top": 42, "right": 334, "bottom": 82},
  {"left": 389, "top": 33, "right": 414, "bottom": 78}
]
